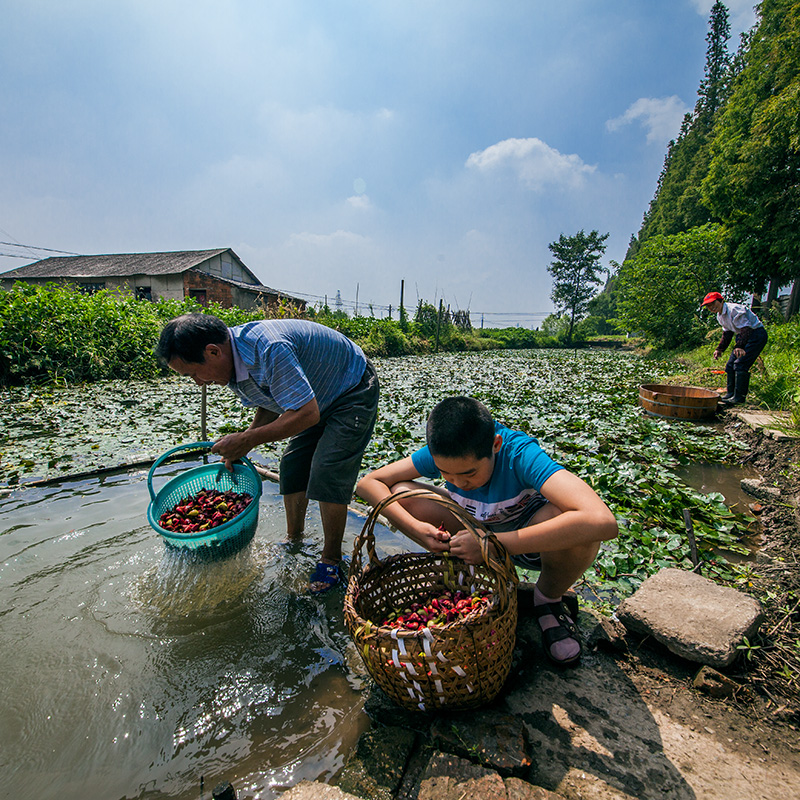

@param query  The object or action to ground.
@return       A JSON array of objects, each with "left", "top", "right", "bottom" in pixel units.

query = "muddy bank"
[{"left": 720, "top": 412, "right": 800, "bottom": 720}]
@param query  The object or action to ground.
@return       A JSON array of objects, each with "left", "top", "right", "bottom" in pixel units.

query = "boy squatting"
[{"left": 357, "top": 396, "right": 618, "bottom": 666}]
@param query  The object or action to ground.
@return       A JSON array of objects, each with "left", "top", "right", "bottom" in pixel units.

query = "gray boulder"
[{"left": 616, "top": 567, "right": 763, "bottom": 668}]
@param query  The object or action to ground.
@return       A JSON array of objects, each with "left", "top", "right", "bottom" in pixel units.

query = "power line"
[{"left": 0, "top": 241, "right": 81, "bottom": 255}]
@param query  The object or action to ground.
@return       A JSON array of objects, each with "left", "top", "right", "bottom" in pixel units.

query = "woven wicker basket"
[{"left": 344, "top": 489, "right": 519, "bottom": 712}]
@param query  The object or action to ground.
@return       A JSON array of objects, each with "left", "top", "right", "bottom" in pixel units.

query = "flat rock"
[
  {"left": 279, "top": 780, "right": 363, "bottom": 800},
  {"left": 430, "top": 710, "right": 532, "bottom": 776},
  {"left": 741, "top": 477, "right": 781, "bottom": 501},
  {"left": 338, "top": 725, "right": 417, "bottom": 800},
  {"left": 616, "top": 568, "right": 764, "bottom": 668},
  {"left": 736, "top": 410, "right": 794, "bottom": 441},
  {"left": 414, "top": 752, "right": 564, "bottom": 800}
]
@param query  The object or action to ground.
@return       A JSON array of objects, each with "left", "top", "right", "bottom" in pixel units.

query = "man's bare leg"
[
  {"left": 284, "top": 491, "right": 308, "bottom": 540},
  {"left": 319, "top": 501, "right": 348, "bottom": 564}
]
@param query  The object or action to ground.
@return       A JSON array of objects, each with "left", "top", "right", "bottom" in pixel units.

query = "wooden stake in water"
[
  {"left": 201, "top": 385, "right": 208, "bottom": 441},
  {"left": 682, "top": 508, "right": 700, "bottom": 571}
]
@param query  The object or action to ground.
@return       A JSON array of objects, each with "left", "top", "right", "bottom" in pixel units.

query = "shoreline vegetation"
[
  {"left": 1, "top": 282, "right": 797, "bottom": 433},
  {"left": 0, "top": 281, "right": 565, "bottom": 387}
]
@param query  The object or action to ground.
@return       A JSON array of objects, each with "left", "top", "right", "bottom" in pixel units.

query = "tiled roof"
[{"left": 0, "top": 249, "right": 233, "bottom": 279}]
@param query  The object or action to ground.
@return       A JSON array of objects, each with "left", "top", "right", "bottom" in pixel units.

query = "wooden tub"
[{"left": 639, "top": 384, "right": 719, "bottom": 421}]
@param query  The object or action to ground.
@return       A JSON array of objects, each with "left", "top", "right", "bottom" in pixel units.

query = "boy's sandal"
[
  {"left": 533, "top": 598, "right": 582, "bottom": 667},
  {"left": 562, "top": 590, "right": 579, "bottom": 620},
  {"left": 309, "top": 561, "right": 341, "bottom": 595}
]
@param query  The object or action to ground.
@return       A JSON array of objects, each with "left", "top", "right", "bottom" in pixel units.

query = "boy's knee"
[{"left": 392, "top": 480, "right": 422, "bottom": 494}]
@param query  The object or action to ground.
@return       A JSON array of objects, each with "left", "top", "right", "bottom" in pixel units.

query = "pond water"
[
  {"left": 0, "top": 458, "right": 405, "bottom": 800},
  {"left": 675, "top": 461, "right": 764, "bottom": 562},
  {"left": 676, "top": 461, "right": 759, "bottom": 514}
]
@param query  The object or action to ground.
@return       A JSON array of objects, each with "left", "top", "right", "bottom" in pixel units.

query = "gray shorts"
[
  {"left": 486, "top": 494, "right": 548, "bottom": 570},
  {"left": 279, "top": 361, "right": 379, "bottom": 505}
]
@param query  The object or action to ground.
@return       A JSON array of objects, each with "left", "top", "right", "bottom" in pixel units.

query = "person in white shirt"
[{"left": 700, "top": 292, "right": 768, "bottom": 405}]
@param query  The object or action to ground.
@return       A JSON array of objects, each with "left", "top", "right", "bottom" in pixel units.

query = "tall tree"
[
  {"left": 702, "top": 0, "right": 800, "bottom": 302},
  {"left": 637, "top": 2, "right": 732, "bottom": 244},
  {"left": 696, "top": 1, "right": 733, "bottom": 123},
  {"left": 547, "top": 229, "right": 609, "bottom": 344}
]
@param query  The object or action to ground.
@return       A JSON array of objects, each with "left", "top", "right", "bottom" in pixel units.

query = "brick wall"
[{"left": 183, "top": 270, "right": 235, "bottom": 307}]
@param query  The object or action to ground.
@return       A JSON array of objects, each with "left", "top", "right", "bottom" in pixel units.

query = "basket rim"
[
  {"left": 345, "top": 550, "right": 515, "bottom": 638},
  {"left": 147, "top": 462, "right": 261, "bottom": 542}
]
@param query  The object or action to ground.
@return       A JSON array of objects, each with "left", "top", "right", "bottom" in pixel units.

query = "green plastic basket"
[{"left": 147, "top": 441, "right": 263, "bottom": 558}]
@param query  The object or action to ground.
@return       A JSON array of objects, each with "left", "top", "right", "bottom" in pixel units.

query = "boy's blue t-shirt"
[{"left": 410, "top": 422, "right": 564, "bottom": 528}]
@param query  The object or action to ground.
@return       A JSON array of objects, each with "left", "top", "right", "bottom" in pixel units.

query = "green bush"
[
  {"left": 0, "top": 282, "right": 588, "bottom": 386},
  {"left": 0, "top": 282, "right": 264, "bottom": 385},
  {"left": 360, "top": 319, "right": 415, "bottom": 357}
]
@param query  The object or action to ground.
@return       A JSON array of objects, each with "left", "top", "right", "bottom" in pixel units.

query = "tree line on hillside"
[{"left": 549, "top": 1, "right": 799, "bottom": 351}]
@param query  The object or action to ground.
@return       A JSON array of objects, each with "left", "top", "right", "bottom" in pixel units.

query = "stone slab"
[
  {"left": 414, "top": 752, "right": 565, "bottom": 800},
  {"left": 337, "top": 724, "right": 416, "bottom": 800},
  {"left": 430, "top": 711, "right": 532, "bottom": 776},
  {"left": 741, "top": 477, "right": 781, "bottom": 501},
  {"left": 616, "top": 567, "right": 764, "bottom": 668},
  {"left": 279, "top": 780, "right": 363, "bottom": 800},
  {"left": 736, "top": 410, "right": 795, "bottom": 441}
]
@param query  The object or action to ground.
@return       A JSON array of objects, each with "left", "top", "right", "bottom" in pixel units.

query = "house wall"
[
  {"left": 183, "top": 270, "right": 274, "bottom": 310},
  {"left": 195, "top": 252, "right": 258, "bottom": 284}
]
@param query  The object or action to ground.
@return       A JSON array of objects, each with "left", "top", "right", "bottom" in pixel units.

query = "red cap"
[{"left": 701, "top": 291, "right": 723, "bottom": 306}]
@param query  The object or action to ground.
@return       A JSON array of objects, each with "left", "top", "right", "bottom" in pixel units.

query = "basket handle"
[
  {"left": 352, "top": 488, "right": 519, "bottom": 595},
  {"left": 146, "top": 441, "right": 259, "bottom": 502}
]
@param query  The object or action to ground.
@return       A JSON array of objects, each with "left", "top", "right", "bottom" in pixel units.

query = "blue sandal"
[{"left": 309, "top": 561, "right": 341, "bottom": 594}]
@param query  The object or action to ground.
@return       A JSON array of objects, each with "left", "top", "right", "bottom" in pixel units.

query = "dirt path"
[{"left": 504, "top": 610, "right": 800, "bottom": 799}]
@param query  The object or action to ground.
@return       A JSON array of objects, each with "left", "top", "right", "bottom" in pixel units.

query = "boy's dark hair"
[
  {"left": 426, "top": 397, "right": 496, "bottom": 460},
  {"left": 154, "top": 313, "right": 229, "bottom": 364}
]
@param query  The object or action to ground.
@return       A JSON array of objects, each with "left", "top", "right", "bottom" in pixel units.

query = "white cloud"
[
  {"left": 347, "top": 194, "right": 372, "bottom": 210},
  {"left": 465, "top": 137, "right": 596, "bottom": 191},
  {"left": 288, "top": 229, "right": 369, "bottom": 248},
  {"left": 606, "top": 96, "right": 690, "bottom": 144}
]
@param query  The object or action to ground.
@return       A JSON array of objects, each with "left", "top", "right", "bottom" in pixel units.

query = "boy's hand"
[
  {"left": 448, "top": 529, "right": 482, "bottom": 564},
  {"left": 413, "top": 522, "right": 451, "bottom": 553}
]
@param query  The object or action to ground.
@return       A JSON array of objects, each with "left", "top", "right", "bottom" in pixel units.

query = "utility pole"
[
  {"left": 355, "top": 283, "right": 359, "bottom": 316},
  {"left": 399, "top": 279, "right": 407, "bottom": 330}
]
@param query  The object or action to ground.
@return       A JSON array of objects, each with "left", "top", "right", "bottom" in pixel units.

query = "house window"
[
  {"left": 79, "top": 282, "right": 105, "bottom": 294},
  {"left": 189, "top": 289, "right": 208, "bottom": 306},
  {"left": 135, "top": 286, "right": 152, "bottom": 301}
]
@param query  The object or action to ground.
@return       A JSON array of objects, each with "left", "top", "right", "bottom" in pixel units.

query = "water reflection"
[
  {"left": 675, "top": 461, "right": 764, "bottom": 562},
  {"left": 0, "top": 465, "right": 378, "bottom": 800}
]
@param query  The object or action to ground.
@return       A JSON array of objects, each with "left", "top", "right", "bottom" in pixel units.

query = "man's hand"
[
  {"left": 733, "top": 347, "right": 745, "bottom": 359},
  {"left": 713, "top": 349, "right": 722, "bottom": 360},
  {"left": 211, "top": 432, "right": 253, "bottom": 470}
]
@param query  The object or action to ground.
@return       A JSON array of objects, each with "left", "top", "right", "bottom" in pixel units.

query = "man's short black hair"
[
  {"left": 154, "top": 313, "right": 229, "bottom": 364},
  {"left": 426, "top": 397, "right": 496, "bottom": 460}
]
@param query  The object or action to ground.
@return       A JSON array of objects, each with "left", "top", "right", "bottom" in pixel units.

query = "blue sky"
[{"left": 0, "top": 1, "right": 757, "bottom": 326}]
